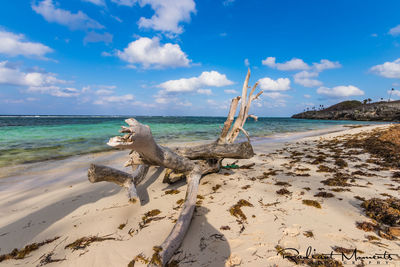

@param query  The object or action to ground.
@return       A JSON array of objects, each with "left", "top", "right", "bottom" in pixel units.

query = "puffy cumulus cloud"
[
  {"left": 94, "top": 94, "right": 134, "bottom": 105},
  {"left": 224, "top": 89, "right": 239, "bottom": 94},
  {"left": 138, "top": 0, "right": 195, "bottom": 35},
  {"left": 0, "top": 30, "right": 53, "bottom": 58},
  {"left": 292, "top": 59, "right": 341, "bottom": 87},
  {"left": 84, "top": 31, "right": 113, "bottom": 44},
  {"left": 262, "top": 57, "right": 309, "bottom": 71},
  {"left": 258, "top": 77, "right": 291, "bottom": 91},
  {"left": 317, "top": 85, "right": 364, "bottom": 98},
  {"left": 389, "top": 25, "right": 400, "bottom": 36},
  {"left": 197, "top": 89, "right": 212, "bottom": 95},
  {"left": 293, "top": 71, "right": 322, "bottom": 87},
  {"left": 32, "top": 0, "right": 104, "bottom": 31},
  {"left": 0, "top": 61, "right": 81, "bottom": 97},
  {"left": 111, "top": 0, "right": 195, "bottom": 35},
  {"left": 313, "top": 59, "right": 341, "bottom": 72},
  {"left": 117, "top": 37, "right": 190, "bottom": 68},
  {"left": 158, "top": 71, "right": 233, "bottom": 93},
  {"left": 370, "top": 58, "right": 400, "bottom": 79}
]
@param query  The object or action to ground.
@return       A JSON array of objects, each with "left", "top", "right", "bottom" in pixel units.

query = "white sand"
[{"left": 0, "top": 124, "right": 399, "bottom": 266}]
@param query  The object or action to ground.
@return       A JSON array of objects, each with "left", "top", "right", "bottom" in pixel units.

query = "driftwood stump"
[{"left": 88, "top": 69, "right": 263, "bottom": 266}]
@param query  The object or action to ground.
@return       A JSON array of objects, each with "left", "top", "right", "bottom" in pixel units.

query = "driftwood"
[{"left": 88, "top": 69, "right": 263, "bottom": 266}]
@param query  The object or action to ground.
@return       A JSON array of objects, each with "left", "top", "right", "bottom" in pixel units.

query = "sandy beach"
[{"left": 1, "top": 124, "right": 399, "bottom": 267}]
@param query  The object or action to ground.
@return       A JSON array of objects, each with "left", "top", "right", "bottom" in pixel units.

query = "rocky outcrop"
[{"left": 292, "top": 100, "right": 400, "bottom": 122}]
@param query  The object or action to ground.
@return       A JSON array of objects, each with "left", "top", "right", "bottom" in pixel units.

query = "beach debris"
[
  {"left": 361, "top": 197, "right": 400, "bottom": 226},
  {"left": 0, "top": 237, "right": 60, "bottom": 263},
  {"left": 303, "top": 231, "right": 314, "bottom": 238},
  {"left": 274, "top": 181, "right": 291, "bottom": 187},
  {"left": 276, "top": 188, "right": 291, "bottom": 195},
  {"left": 64, "top": 235, "right": 115, "bottom": 251},
  {"left": 356, "top": 221, "right": 377, "bottom": 232},
  {"left": 302, "top": 199, "right": 321, "bottom": 209},
  {"left": 220, "top": 225, "right": 231, "bottom": 231},
  {"left": 314, "top": 192, "right": 334, "bottom": 198},
  {"left": 164, "top": 189, "right": 180, "bottom": 195},
  {"left": 229, "top": 199, "right": 253, "bottom": 222},
  {"left": 87, "top": 69, "right": 263, "bottom": 266}
]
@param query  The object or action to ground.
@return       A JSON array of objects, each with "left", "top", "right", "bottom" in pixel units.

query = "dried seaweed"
[
  {"left": 276, "top": 188, "right": 291, "bottom": 195},
  {"left": 302, "top": 200, "right": 321, "bottom": 209},
  {"left": 65, "top": 235, "right": 115, "bottom": 251},
  {"left": 0, "top": 237, "right": 60, "bottom": 262},
  {"left": 314, "top": 192, "right": 334, "bottom": 198},
  {"left": 229, "top": 199, "right": 253, "bottom": 221}
]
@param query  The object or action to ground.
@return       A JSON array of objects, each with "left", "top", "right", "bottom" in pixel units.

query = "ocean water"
[{"left": 0, "top": 116, "right": 382, "bottom": 167}]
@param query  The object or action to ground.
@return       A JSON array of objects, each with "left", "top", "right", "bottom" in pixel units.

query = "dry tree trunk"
[{"left": 87, "top": 69, "right": 262, "bottom": 266}]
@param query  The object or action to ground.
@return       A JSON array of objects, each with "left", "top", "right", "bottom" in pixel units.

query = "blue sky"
[{"left": 1, "top": 0, "right": 400, "bottom": 116}]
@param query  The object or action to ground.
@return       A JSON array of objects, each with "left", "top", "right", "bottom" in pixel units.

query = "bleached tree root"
[
  {"left": 88, "top": 164, "right": 149, "bottom": 203},
  {"left": 88, "top": 69, "right": 263, "bottom": 266}
]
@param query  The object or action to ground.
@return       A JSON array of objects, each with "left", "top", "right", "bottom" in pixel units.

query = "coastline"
[
  {"left": 0, "top": 123, "right": 399, "bottom": 266},
  {"left": 0, "top": 123, "right": 383, "bottom": 180}
]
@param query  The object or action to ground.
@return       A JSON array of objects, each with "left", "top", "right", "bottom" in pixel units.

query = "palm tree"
[
  {"left": 363, "top": 99, "right": 368, "bottom": 105},
  {"left": 367, "top": 98, "right": 372, "bottom": 104}
]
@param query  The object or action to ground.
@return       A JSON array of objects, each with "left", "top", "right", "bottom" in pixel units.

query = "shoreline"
[
  {"left": 1, "top": 123, "right": 399, "bottom": 267},
  {"left": 0, "top": 123, "right": 387, "bottom": 180}
]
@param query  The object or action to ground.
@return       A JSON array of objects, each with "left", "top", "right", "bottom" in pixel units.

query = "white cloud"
[
  {"left": 263, "top": 92, "right": 288, "bottom": 99},
  {"left": 389, "top": 25, "right": 400, "bottom": 36},
  {"left": 224, "top": 89, "right": 239, "bottom": 94},
  {"left": 0, "top": 30, "right": 53, "bottom": 58},
  {"left": 304, "top": 94, "right": 311, "bottom": 98},
  {"left": 94, "top": 94, "right": 134, "bottom": 105},
  {"left": 197, "top": 89, "right": 212, "bottom": 95},
  {"left": 111, "top": 0, "right": 195, "bottom": 35},
  {"left": 96, "top": 89, "right": 114, "bottom": 95},
  {"left": 137, "top": 0, "right": 196, "bottom": 35},
  {"left": 32, "top": 0, "right": 104, "bottom": 31},
  {"left": 317, "top": 85, "right": 364, "bottom": 97},
  {"left": 294, "top": 71, "right": 322, "bottom": 87},
  {"left": 159, "top": 71, "right": 233, "bottom": 93},
  {"left": 370, "top": 58, "right": 400, "bottom": 78},
  {"left": 262, "top": 57, "right": 309, "bottom": 71},
  {"left": 292, "top": 60, "right": 341, "bottom": 87},
  {"left": 111, "top": 0, "right": 136, "bottom": 6},
  {"left": 82, "top": 0, "right": 105, "bottom": 6},
  {"left": 390, "top": 89, "right": 400, "bottom": 98},
  {"left": 84, "top": 31, "right": 113, "bottom": 44},
  {"left": 258, "top": 77, "right": 291, "bottom": 91},
  {"left": 244, "top": 58, "right": 250, "bottom": 67},
  {"left": 117, "top": 37, "right": 190, "bottom": 68},
  {"left": 313, "top": 59, "right": 341, "bottom": 72},
  {"left": 0, "top": 61, "right": 81, "bottom": 97}
]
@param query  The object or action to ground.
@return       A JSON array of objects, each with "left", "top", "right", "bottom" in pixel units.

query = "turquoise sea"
[{"left": 0, "top": 116, "right": 383, "bottom": 168}]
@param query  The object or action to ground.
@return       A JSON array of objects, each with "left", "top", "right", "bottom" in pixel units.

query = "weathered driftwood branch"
[
  {"left": 88, "top": 69, "right": 263, "bottom": 266},
  {"left": 88, "top": 164, "right": 149, "bottom": 202}
]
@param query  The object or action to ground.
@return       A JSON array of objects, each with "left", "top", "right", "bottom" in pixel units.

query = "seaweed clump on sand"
[
  {"left": 361, "top": 197, "right": 400, "bottom": 227},
  {"left": 314, "top": 192, "right": 334, "bottom": 198},
  {"left": 65, "top": 235, "right": 115, "bottom": 251},
  {"left": 139, "top": 209, "right": 165, "bottom": 229},
  {"left": 321, "top": 172, "right": 351, "bottom": 187},
  {"left": 344, "top": 125, "right": 400, "bottom": 168},
  {"left": 276, "top": 188, "right": 292, "bottom": 195},
  {"left": 229, "top": 199, "right": 253, "bottom": 222},
  {"left": 0, "top": 237, "right": 60, "bottom": 262},
  {"left": 302, "top": 200, "right": 321, "bottom": 209}
]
